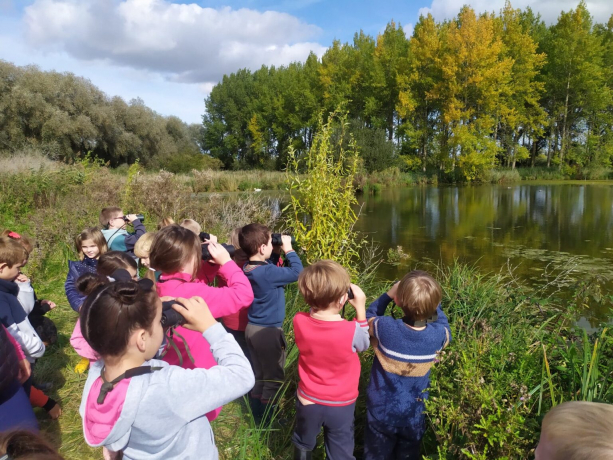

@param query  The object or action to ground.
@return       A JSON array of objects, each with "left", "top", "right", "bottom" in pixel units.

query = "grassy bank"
[{"left": 2, "top": 160, "right": 613, "bottom": 459}]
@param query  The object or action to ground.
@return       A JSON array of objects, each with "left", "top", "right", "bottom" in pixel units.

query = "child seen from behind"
[
  {"left": 292, "top": 260, "right": 369, "bottom": 460},
  {"left": 239, "top": 223, "right": 304, "bottom": 422},
  {"left": 78, "top": 278, "right": 254, "bottom": 459},
  {"left": 364, "top": 270, "right": 451, "bottom": 460},
  {"left": 149, "top": 225, "right": 254, "bottom": 420}
]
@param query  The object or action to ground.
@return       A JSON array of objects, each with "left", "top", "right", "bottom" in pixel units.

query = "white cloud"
[
  {"left": 24, "top": 0, "right": 327, "bottom": 84},
  {"left": 418, "top": 0, "right": 613, "bottom": 24}
]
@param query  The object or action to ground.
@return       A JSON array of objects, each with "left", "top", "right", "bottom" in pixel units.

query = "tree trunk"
[
  {"left": 559, "top": 72, "right": 571, "bottom": 169},
  {"left": 531, "top": 134, "right": 537, "bottom": 167}
]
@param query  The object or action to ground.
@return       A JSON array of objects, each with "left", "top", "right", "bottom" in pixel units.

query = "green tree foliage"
[
  {"left": 201, "top": 2, "right": 613, "bottom": 179},
  {"left": 0, "top": 61, "right": 215, "bottom": 169}
]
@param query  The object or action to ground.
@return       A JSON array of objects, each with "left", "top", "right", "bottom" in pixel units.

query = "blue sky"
[{"left": 1, "top": 0, "right": 611, "bottom": 124}]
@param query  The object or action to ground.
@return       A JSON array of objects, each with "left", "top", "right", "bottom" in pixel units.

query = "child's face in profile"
[
  {"left": 108, "top": 211, "right": 127, "bottom": 230},
  {"left": 0, "top": 259, "right": 26, "bottom": 281},
  {"left": 263, "top": 237, "right": 273, "bottom": 259},
  {"left": 140, "top": 255, "right": 150, "bottom": 268},
  {"left": 81, "top": 239, "right": 101, "bottom": 259}
]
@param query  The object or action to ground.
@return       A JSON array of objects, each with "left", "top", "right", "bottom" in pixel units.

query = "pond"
[{"left": 353, "top": 181, "right": 613, "bottom": 327}]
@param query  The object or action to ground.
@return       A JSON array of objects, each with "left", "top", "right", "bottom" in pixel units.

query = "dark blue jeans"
[
  {"left": 292, "top": 399, "right": 356, "bottom": 460},
  {"left": 363, "top": 410, "right": 422, "bottom": 460}
]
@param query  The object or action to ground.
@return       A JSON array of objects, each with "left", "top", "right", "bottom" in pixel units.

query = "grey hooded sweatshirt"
[{"left": 79, "top": 323, "right": 254, "bottom": 460}]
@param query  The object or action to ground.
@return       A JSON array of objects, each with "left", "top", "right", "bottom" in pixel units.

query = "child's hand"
[
  {"left": 387, "top": 281, "right": 399, "bottom": 301},
  {"left": 17, "top": 359, "right": 31, "bottom": 383},
  {"left": 48, "top": 402, "right": 62, "bottom": 419},
  {"left": 42, "top": 300, "right": 56, "bottom": 310},
  {"left": 207, "top": 242, "right": 231, "bottom": 266},
  {"left": 281, "top": 235, "right": 293, "bottom": 253},
  {"left": 348, "top": 284, "right": 367, "bottom": 321},
  {"left": 15, "top": 273, "right": 29, "bottom": 283},
  {"left": 126, "top": 214, "right": 139, "bottom": 223},
  {"left": 202, "top": 233, "right": 218, "bottom": 244},
  {"left": 173, "top": 296, "right": 217, "bottom": 333}
]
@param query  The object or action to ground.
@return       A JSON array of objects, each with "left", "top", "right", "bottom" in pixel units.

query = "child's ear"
[
  {"left": 136, "top": 329, "right": 148, "bottom": 353},
  {"left": 0, "top": 262, "right": 6, "bottom": 273}
]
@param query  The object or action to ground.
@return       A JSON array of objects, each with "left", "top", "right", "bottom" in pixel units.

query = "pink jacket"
[
  {"left": 70, "top": 319, "right": 99, "bottom": 362},
  {"left": 156, "top": 260, "right": 253, "bottom": 420}
]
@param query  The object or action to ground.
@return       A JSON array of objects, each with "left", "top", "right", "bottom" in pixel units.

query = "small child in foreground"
[
  {"left": 364, "top": 270, "right": 451, "bottom": 460},
  {"left": 292, "top": 260, "right": 369, "bottom": 460},
  {"left": 99, "top": 207, "right": 146, "bottom": 254},
  {"left": 535, "top": 401, "right": 613, "bottom": 460},
  {"left": 79, "top": 279, "right": 254, "bottom": 459},
  {"left": 239, "top": 223, "right": 303, "bottom": 421}
]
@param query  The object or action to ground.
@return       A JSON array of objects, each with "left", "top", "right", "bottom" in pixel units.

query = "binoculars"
[
  {"left": 271, "top": 233, "right": 296, "bottom": 246},
  {"left": 198, "top": 232, "right": 236, "bottom": 261},
  {"left": 161, "top": 299, "right": 186, "bottom": 329},
  {"left": 124, "top": 214, "right": 145, "bottom": 223}
]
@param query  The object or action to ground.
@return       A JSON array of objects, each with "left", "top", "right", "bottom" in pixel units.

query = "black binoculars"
[
  {"left": 124, "top": 214, "right": 145, "bottom": 223},
  {"left": 271, "top": 233, "right": 296, "bottom": 246},
  {"left": 201, "top": 243, "right": 235, "bottom": 261},
  {"left": 161, "top": 299, "right": 186, "bottom": 329}
]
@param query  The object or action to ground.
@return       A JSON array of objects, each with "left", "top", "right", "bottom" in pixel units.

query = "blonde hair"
[
  {"left": 180, "top": 219, "right": 201, "bottom": 235},
  {"left": 134, "top": 232, "right": 156, "bottom": 259},
  {"left": 2, "top": 230, "right": 33, "bottom": 254},
  {"left": 157, "top": 217, "right": 175, "bottom": 230},
  {"left": 298, "top": 260, "right": 350, "bottom": 311},
  {"left": 539, "top": 401, "right": 613, "bottom": 460},
  {"left": 396, "top": 270, "right": 442, "bottom": 321},
  {"left": 0, "top": 237, "right": 28, "bottom": 268},
  {"left": 75, "top": 228, "right": 108, "bottom": 261}
]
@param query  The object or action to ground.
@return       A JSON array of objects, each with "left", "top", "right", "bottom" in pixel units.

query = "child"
[
  {"left": 364, "top": 270, "right": 451, "bottom": 460},
  {"left": 239, "top": 223, "right": 303, "bottom": 419},
  {"left": 0, "top": 324, "right": 37, "bottom": 432},
  {"left": 134, "top": 232, "right": 158, "bottom": 282},
  {"left": 70, "top": 251, "right": 138, "bottom": 366},
  {"left": 78, "top": 279, "right": 254, "bottom": 459},
  {"left": 65, "top": 227, "right": 108, "bottom": 312},
  {"left": 0, "top": 237, "right": 45, "bottom": 367},
  {"left": 149, "top": 225, "right": 254, "bottom": 419},
  {"left": 220, "top": 228, "right": 250, "bottom": 360},
  {"left": 292, "top": 260, "right": 369, "bottom": 460},
  {"left": 3, "top": 231, "right": 58, "bottom": 346},
  {"left": 0, "top": 430, "right": 64, "bottom": 460},
  {"left": 180, "top": 219, "right": 201, "bottom": 235},
  {"left": 99, "top": 207, "right": 146, "bottom": 254},
  {"left": 535, "top": 401, "right": 613, "bottom": 460}
]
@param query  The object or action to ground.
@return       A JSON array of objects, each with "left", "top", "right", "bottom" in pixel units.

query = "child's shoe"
[
  {"left": 75, "top": 357, "right": 90, "bottom": 374},
  {"left": 249, "top": 397, "right": 264, "bottom": 425}
]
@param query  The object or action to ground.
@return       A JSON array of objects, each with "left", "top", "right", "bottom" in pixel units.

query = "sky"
[{"left": 1, "top": 0, "right": 611, "bottom": 124}]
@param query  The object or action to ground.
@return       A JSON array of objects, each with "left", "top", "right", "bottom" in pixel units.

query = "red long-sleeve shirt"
[{"left": 293, "top": 312, "right": 369, "bottom": 406}]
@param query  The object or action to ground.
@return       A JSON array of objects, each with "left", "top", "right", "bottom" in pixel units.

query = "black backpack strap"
[{"left": 97, "top": 365, "right": 163, "bottom": 404}]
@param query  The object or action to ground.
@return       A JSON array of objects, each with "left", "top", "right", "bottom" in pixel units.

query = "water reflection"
[{"left": 355, "top": 182, "right": 613, "bottom": 324}]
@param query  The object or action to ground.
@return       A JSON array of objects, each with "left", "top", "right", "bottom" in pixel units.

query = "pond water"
[{"left": 353, "top": 182, "right": 613, "bottom": 327}]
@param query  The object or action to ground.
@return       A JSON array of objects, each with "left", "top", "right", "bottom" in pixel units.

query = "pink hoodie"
[
  {"left": 156, "top": 260, "right": 253, "bottom": 420},
  {"left": 70, "top": 319, "right": 99, "bottom": 362}
]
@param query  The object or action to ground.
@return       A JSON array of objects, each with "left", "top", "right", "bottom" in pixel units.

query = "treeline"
[
  {"left": 203, "top": 1, "right": 613, "bottom": 180},
  {"left": 0, "top": 61, "right": 221, "bottom": 172}
]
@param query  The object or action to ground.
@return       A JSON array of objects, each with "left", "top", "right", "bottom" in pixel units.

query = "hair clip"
[{"left": 7, "top": 231, "right": 21, "bottom": 239}]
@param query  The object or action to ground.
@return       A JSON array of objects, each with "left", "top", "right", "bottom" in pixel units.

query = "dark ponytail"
[
  {"left": 80, "top": 280, "right": 158, "bottom": 358},
  {"left": 76, "top": 250, "right": 138, "bottom": 296}
]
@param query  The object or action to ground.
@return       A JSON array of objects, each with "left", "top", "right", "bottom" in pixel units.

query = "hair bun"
[
  {"left": 112, "top": 282, "right": 141, "bottom": 305},
  {"left": 76, "top": 273, "right": 109, "bottom": 296}
]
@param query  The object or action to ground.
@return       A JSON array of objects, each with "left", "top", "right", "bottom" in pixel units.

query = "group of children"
[{"left": 0, "top": 206, "right": 608, "bottom": 460}]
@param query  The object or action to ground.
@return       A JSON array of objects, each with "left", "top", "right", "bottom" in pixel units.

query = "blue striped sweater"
[{"left": 366, "top": 293, "right": 451, "bottom": 428}]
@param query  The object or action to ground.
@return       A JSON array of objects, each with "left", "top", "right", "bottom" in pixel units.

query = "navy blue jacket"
[
  {"left": 65, "top": 257, "right": 98, "bottom": 312},
  {"left": 244, "top": 251, "right": 303, "bottom": 328}
]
